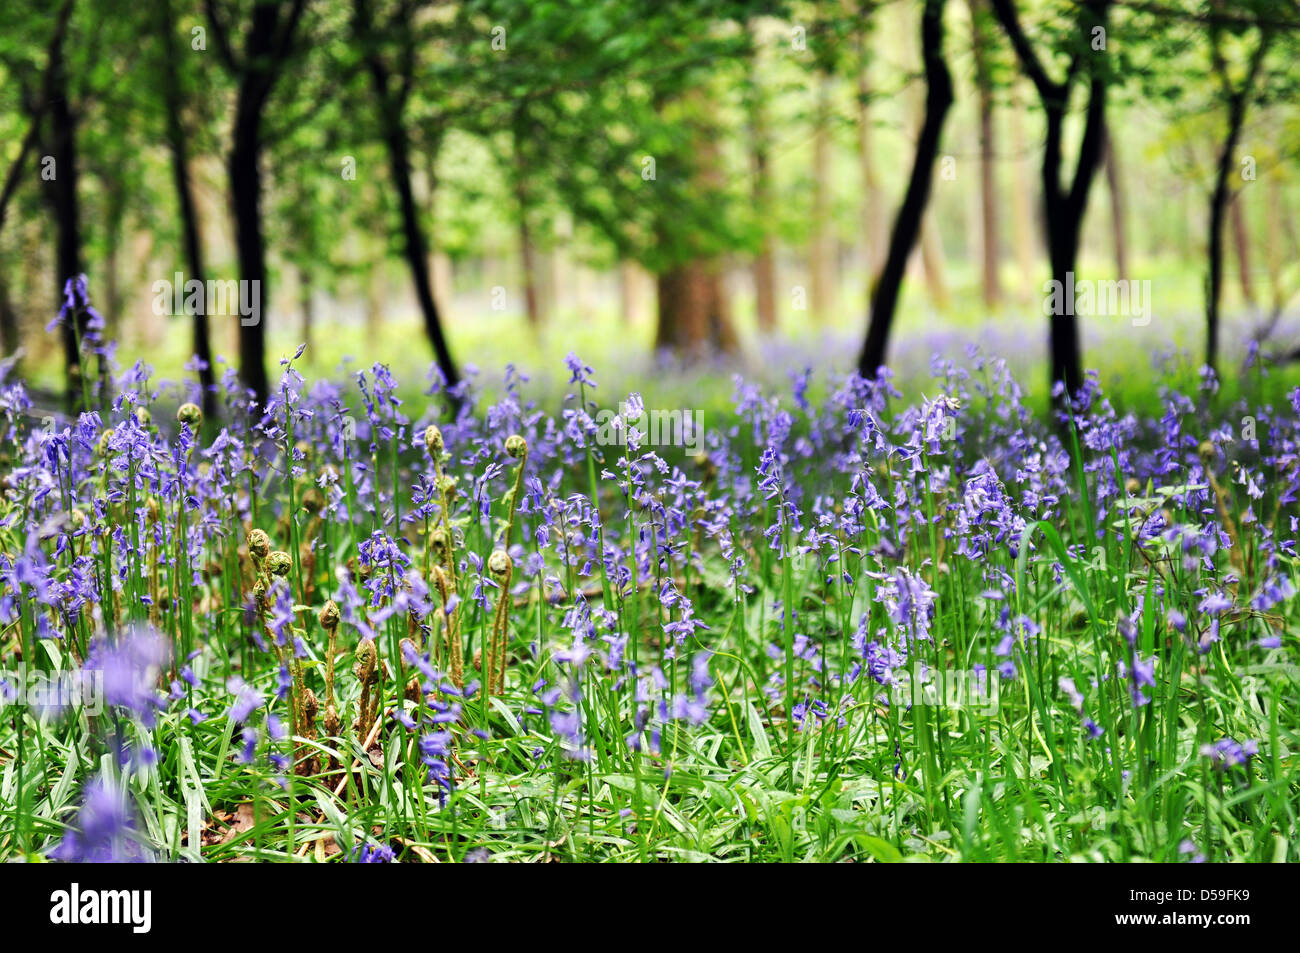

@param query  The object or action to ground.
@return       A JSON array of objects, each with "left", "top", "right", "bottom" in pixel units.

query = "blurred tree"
[
  {"left": 350, "top": 0, "right": 459, "bottom": 393},
  {"left": 205, "top": 0, "right": 310, "bottom": 405},
  {"left": 989, "top": 0, "right": 1112, "bottom": 400},
  {"left": 744, "top": 19, "right": 778, "bottom": 334},
  {"left": 156, "top": 0, "right": 218, "bottom": 417},
  {"left": 969, "top": 0, "right": 1002, "bottom": 309},
  {"left": 1203, "top": 2, "right": 1272, "bottom": 372},
  {"left": 859, "top": 0, "right": 952, "bottom": 377},
  {"left": 0, "top": 1, "right": 77, "bottom": 372}
]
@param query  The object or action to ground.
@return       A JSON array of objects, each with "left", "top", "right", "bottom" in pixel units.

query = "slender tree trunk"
[
  {"left": 1103, "top": 126, "right": 1129, "bottom": 279},
  {"left": 210, "top": 0, "right": 307, "bottom": 406},
  {"left": 920, "top": 211, "right": 949, "bottom": 309},
  {"left": 1206, "top": 29, "right": 1269, "bottom": 373},
  {"left": 1206, "top": 127, "right": 1239, "bottom": 373},
  {"left": 810, "top": 75, "right": 835, "bottom": 324},
  {"left": 299, "top": 267, "right": 314, "bottom": 353},
  {"left": 858, "top": 0, "right": 953, "bottom": 377},
  {"left": 0, "top": 274, "right": 19, "bottom": 362},
  {"left": 1041, "top": 103, "right": 1086, "bottom": 398},
  {"left": 970, "top": 0, "right": 1000, "bottom": 309},
  {"left": 512, "top": 109, "right": 542, "bottom": 330},
  {"left": 990, "top": 0, "right": 1111, "bottom": 400},
  {"left": 1229, "top": 192, "right": 1254, "bottom": 307},
  {"left": 366, "top": 267, "right": 383, "bottom": 337},
  {"left": 518, "top": 216, "right": 540, "bottom": 329},
  {"left": 160, "top": 0, "right": 217, "bottom": 418},
  {"left": 1008, "top": 88, "right": 1036, "bottom": 300},
  {"left": 381, "top": 120, "right": 459, "bottom": 390},
  {"left": 41, "top": 31, "right": 86, "bottom": 410},
  {"left": 748, "top": 46, "right": 777, "bottom": 334},
  {"left": 857, "top": 9, "right": 885, "bottom": 280},
  {"left": 355, "top": 0, "right": 459, "bottom": 392},
  {"left": 229, "top": 78, "right": 271, "bottom": 404},
  {"left": 1265, "top": 172, "right": 1284, "bottom": 314}
]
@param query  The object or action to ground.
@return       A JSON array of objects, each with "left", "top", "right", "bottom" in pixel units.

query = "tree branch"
[{"left": 988, "top": 0, "right": 1064, "bottom": 105}]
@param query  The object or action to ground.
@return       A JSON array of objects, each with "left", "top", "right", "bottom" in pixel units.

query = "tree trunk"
[
  {"left": 1265, "top": 172, "right": 1284, "bottom": 314},
  {"left": 656, "top": 261, "right": 736, "bottom": 355},
  {"left": 299, "top": 267, "right": 314, "bottom": 353},
  {"left": 990, "top": 0, "right": 1111, "bottom": 400},
  {"left": 1103, "top": 126, "right": 1129, "bottom": 280},
  {"left": 1041, "top": 104, "right": 1087, "bottom": 399},
  {"left": 1205, "top": 28, "right": 1269, "bottom": 372},
  {"left": 212, "top": 0, "right": 308, "bottom": 407},
  {"left": 41, "top": 30, "right": 86, "bottom": 411},
  {"left": 748, "top": 46, "right": 777, "bottom": 334},
  {"left": 229, "top": 77, "right": 271, "bottom": 404},
  {"left": 160, "top": 0, "right": 217, "bottom": 418},
  {"left": 0, "top": 273, "right": 19, "bottom": 363},
  {"left": 654, "top": 90, "right": 737, "bottom": 356},
  {"left": 1229, "top": 192, "right": 1254, "bottom": 307},
  {"left": 970, "top": 0, "right": 1000, "bottom": 309},
  {"left": 920, "top": 211, "right": 949, "bottom": 310},
  {"left": 517, "top": 212, "right": 541, "bottom": 330},
  {"left": 381, "top": 121, "right": 458, "bottom": 390},
  {"left": 857, "top": 9, "right": 885, "bottom": 280},
  {"left": 810, "top": 75, "right": 835, "bottom": 324},
  {"left": 512, "top": 107, "right": 542, "bottom": 330},
  {"left": 356, "top": 0, "right": 459, "bottom": 393},
  {"left": 1008, "top": 88, "right": 1036, "bottom": 301},
  {"left": 1206, "top": 122, "right": 1238, "bottom": 373},
  {"left": 858, "top": 0, "right": 953, "bottom": 378},
  {"left": 3, "top": 0, "right": 75, "bottom": 379}
]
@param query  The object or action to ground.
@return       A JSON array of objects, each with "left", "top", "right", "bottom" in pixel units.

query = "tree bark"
[
  {"left": 512, "top": 107, "right": 542, "bottom": 330},
  {"left": 1229, "top": 192, "right": 1254, "bottom": 307},
  {"left": 1205, "top": 27, "right": 1269, "bottom": 372},
  {"left": 1008, "top": 87, "right": 1036, "bottom": 300},
  {"left": 858, "top": 0, "right": 953, "bottom": 378},
  {"left": 920, "top": 211, "right": 949, "bottom": 310},
  {"left": 970, "top": 0, "right": 1001, "bottom": 309},
  {"left": 656, "top": 262, "right": 736, "bottom": 355},
  {"left": 654, "top": 91, "right": 737, "bottom": 355},
  {"left": 856, "top": 9, "right": 885, "bottom": 280},
  {"left": 354, "top": 0, "right": 459, "bottom": 393},
  {"left": 229, "top": 72, "right": 272, "bottom": 404},
  {"left": 4, "top": 0, "right": 76, "bottom": 384},
  {"left": 40, "top": 19, "right": 86, "bottom": 410},
  {"left": 748, "top": 43, "right": 777, "bottom": 334},
  {"left": 0, "top": 273, "right": 19, "bottom": 362},
  {"left": 990, "top": 0, "right": 1112, "bottom": 400},
  {"left": 1103, "top": 125, "right": 1129, "bottom": 280},
  {"left": 160, "top": 0, "right": 217, "bottom": 418},
  {"left": 299, "top": 266, "right": 314, "bottom": 353},
  {"left": 206, "top": 0, "right": 308, "bottom": 406},
  {"left": 376, "top": 96, "right": 459, "bottom": 392},
  {"left": 810, "top": 75, "right": 835, "bottom": 324}
]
